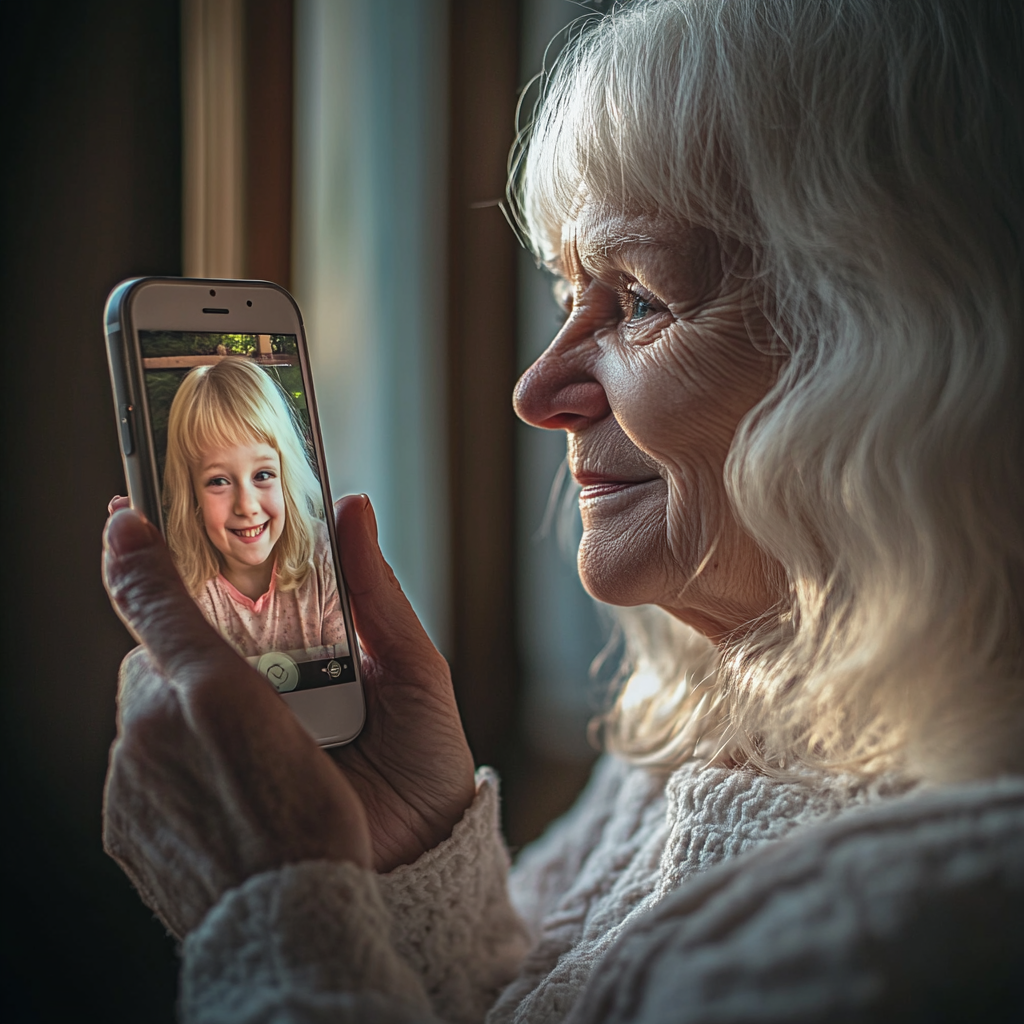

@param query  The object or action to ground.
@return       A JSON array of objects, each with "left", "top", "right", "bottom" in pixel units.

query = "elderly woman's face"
[{"left": 514, "top": 204, "right": 781, "bottom": 642}]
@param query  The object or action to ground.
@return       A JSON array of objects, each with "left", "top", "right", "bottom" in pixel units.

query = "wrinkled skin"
[
  {"left": 101, "top": 204, "right": 782, "bottom": 939},
  {"left": 102, "top": 496, "right": 474, "bottom": 938},
  {"left": 514, "top": 204, "right": 783, "bottom": 640}
]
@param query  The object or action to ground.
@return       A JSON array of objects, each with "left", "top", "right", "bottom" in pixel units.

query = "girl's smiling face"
[{"left": 192, "top": 441, "right": 286, "bottom": 579}]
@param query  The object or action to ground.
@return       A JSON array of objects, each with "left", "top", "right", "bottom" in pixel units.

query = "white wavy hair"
[{"left": 512, "top": 0, "right": 1024, "bottom": 782}]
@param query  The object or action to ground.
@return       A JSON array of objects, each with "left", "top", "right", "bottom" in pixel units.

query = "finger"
[
  {"left": 116, "top": 646, "right": 165, "bottom": 728},
  {"left": 103, "top": 510, "right": 296, "bottom": 744},
  {"left": 103, "top": 511, "right": 317, "bottom": 768},
  {"left": 102, "top": 508, "right": 246, "bottom": 690},
  {"left": 334, "top": 495, "right": 443, "bottom": 670},
  {"left": 108, "top": 494, "right": 130, "bottom": 515}
]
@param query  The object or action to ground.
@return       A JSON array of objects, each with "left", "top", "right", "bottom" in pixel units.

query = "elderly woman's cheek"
[
  {"left": 658, "top": 462, "right": 724, "bottom": 566},
  {"left": 603, "top": 332, "right": 727, "bottom": 445},
  {"left": 577, "top": 481, "right": 672, "bottom": 606}
]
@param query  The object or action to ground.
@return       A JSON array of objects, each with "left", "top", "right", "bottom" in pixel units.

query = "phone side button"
[{"left": 119, "top": 404, "right": 135, "bottom": 456}]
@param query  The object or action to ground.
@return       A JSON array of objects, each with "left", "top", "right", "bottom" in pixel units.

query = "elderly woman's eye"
[
  {"left": 625, "top": 288, "right": 657, "bottom": 323},
  {"left": 630, "top": 296, "right": 652, "bottom": 321}
]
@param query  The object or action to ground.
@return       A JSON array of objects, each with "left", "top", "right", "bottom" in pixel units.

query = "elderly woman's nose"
[{"left": 514, "top": 349, "right": 610, "bottom": 431}]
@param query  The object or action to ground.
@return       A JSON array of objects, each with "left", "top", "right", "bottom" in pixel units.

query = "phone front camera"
[
  {"left": 247, "top": 300, "right": 253, "bottom": 307},
  {"left": 209, "top": 288, "right": 216, "bottom": 296}
]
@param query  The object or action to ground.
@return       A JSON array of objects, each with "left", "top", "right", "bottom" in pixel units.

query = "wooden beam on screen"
[{"left": 446, "top": 0, "right": 522, "bottom": 767}]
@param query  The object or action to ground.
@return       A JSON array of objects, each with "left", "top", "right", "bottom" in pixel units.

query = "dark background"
[
  {"left": 1, "top": 2, "right": 183, "bottom": 1021},
  {"left": 0, "top": 2, "right": 583, "bottom": 1021}
]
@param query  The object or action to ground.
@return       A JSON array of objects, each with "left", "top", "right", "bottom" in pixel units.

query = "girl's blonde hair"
[
  {"left": 163, "top": 358, "right": 326, "bottom": 596},
  {"left": 513, "top": 0, "right": 1024, "bottom": 783}
]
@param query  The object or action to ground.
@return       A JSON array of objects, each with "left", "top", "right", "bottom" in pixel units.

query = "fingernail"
[
  {"left": 106, "top": 508, "right": 157, "bottom": 556},
  {"left": 361, "top": 494, "right": 379, "bottom": 535}
]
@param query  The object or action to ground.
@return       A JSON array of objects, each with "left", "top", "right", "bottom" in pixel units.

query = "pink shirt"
[{"left": 194, "top": 531, "right": 348, "bottom": 662}]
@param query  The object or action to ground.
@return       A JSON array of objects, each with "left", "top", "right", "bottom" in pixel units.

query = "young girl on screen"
[{"left": 162, "top": 358, "right": 346, "bottom": 662}]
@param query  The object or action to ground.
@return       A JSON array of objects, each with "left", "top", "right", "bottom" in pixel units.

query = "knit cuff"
[
  {"left": 180, "top": 860, "right": 432, "bottom": 1023},
  {"left": 377, "top": 767, "right": 531, "bottom": 1024}
]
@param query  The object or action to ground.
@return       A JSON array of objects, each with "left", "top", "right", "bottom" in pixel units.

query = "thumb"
[
  {"left": 103, "top": 509, "right": 237, "bottom": 686},
  {"left": 335, "top": 495, "right": 441, "bottom": 670}
]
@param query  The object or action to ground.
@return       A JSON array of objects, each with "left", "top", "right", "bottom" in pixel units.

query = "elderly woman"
[{"left": 102, "top": 1, "right": 1024, "bottom": 1021}]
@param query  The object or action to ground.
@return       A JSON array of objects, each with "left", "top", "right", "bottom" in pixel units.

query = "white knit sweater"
[{"left": 179, "top": 756, "right": 1024, "bottom": 1023}]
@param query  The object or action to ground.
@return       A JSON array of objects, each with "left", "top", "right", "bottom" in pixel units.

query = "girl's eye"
[
  {"left": 254, "top": 470, "right": 275, "bottom": 482},
  {"left": 206, "top": 475, "right": 229, "bottom": 487}
]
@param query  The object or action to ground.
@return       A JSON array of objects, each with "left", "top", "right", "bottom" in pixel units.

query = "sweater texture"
[{"left": 179, "top": 757, "right": 1024, "bottom": 1023}]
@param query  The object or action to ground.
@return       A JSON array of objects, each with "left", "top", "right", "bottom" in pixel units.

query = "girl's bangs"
[{"left": 176, "top": 378, "right": 277, "bottom": 468}]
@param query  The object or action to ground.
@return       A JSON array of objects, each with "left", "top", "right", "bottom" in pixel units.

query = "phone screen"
[{"left": 137, "top": 329, "right": 356, "bottom": 692}]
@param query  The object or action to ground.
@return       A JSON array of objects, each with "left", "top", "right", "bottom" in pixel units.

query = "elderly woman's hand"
[
  {"left": 102, "top": 509, "right": 372, "bottom": 938},
  {"left": 102, "top": 497, "right": 474, "bottom": 937},
  {"left": 324, "top": 495, "right": 476, "bottom": 871}
]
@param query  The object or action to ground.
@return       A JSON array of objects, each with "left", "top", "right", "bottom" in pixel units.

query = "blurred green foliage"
[
  {"left": 146, "top": 369, "right": 190, "bottom": 481},
  {"left": 139, "top": 332, "right": 299, "bottom": 357},
  {"left": 139, "top": 331, "right": 256, "bottom": 356}
]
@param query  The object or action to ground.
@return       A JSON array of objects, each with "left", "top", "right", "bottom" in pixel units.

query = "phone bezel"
[{"left": 104, "top": 277, "right": 365, "bottom": 747}]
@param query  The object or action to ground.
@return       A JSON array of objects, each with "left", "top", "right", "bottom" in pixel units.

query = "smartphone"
[{"left": 103, "top": 277, "right": 364, "bottom": 747}]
